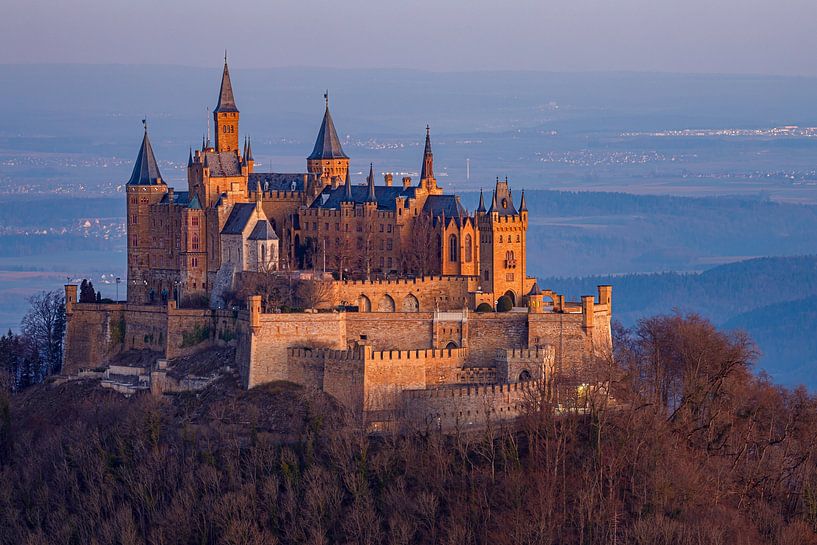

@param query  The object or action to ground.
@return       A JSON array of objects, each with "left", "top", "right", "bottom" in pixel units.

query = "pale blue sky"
[{"left": 1, "top": 0, "right": 815, "bottom": 75}]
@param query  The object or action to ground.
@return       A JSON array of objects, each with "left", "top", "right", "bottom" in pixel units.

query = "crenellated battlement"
[{"left": 404, "top": 379, "right": 542, "bottom": 400}]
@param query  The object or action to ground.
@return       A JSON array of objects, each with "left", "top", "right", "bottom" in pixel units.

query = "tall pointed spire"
[
  {"left": 420, "top": 124, "right": 434, "bottom": 181},
  {"left": 344, "top": 168, "right": 353, "bottom": 201},
  {"left": 477, "top": 188, "right": 486, "bottom": 212},
  {"left": 214, "top": 55, "right": 239, "bottom": 114},
  {"left": 519, "top": 189, "right": 527, "bottom": 212},
  {"left": 187, "top": 146, "right": 193, "bottom": 168},
  {"left": 366, "top": 163, "right": 377, "bottom": 203},
  {"left": 246, "top": 136, "right": 254, "bottom": 161},
  {"left": 489, "top": 189, "right": 498, "bottom": 213},
  {"left": 308, "top": 93, "right": 348, "bottom": 160},
  {"left": 127, "top": 121, "right": 164, "bottom": 186}
]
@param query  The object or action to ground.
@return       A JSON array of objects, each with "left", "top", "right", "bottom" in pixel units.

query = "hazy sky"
[{"left": 1, "top": 0, "right": 815, "bottom": 76}]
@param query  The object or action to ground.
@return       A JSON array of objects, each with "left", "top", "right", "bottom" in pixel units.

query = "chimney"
[
  {"left": 384, "top": 173, "right": 393, "bottom": 187},
  {"left": 167, "top": 187, "right": 174, "bottom": 203},
  {"left": 402, "top": 176, "right": 411, "bottom": 189}
]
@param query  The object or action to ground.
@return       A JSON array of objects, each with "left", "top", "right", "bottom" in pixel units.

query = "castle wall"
[
  {"left": 63, "top": 298, "right": 236, "bottom": 374},
  {"left": 334, "top": 276, "right": 472, "bottom": 313},
  {"left": 397, "top": 380, "right": 542, "bottom": 432},
  {"left": 345, "top": 313, "right": 434, "bottom": 350},
  {"left": 466, "top": 313, "right": 529, "bottom": 365},
  {"left": 241, "top": 312, "right": 346, "bottom": 388}
]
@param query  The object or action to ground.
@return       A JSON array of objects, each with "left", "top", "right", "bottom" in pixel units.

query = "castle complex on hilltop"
[{"left": 63, "top": 59, "right": 613, "bottom": 431}]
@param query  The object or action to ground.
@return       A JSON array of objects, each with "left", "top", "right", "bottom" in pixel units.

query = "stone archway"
[
  {"left": 377, "top": 294, "right": 395, "bottom": 312},
  {"left": 358, "top": 294, "right": 372, "bottom": 312},
  {"left": 519, "top": 369, "right": 532, "bottom": 382},
  {"left": 402, "top": 293, "right": 420, "bottom": 312},
  {"left": 504, "top": 290, "right": 516, "bottom": 307},
  {"left": 445, "top": 341, "right": 459, "bottom": 350}
]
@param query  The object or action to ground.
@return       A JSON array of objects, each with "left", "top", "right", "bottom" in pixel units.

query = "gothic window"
[
  {"left": 131, "top": 215, "right": 138, "bottom": 224},
  {"left": 261, "top": 245, "right": 266, "bottom": 264},
  {"left": 449, "top": 234, "right": 458, "bottom": 262},
  {"left": 517, "top": 234, "right": 521, "bottom": 242},
  {"left": 191, "top": 216, "right": 199, "bottom": 226},
  {"left": 387, "top": 257, "right": 393, "bottom": 268},
  {"left": 387, "top": 239, "right": 393, "bottom": 251},
  {"left": 387, "top": 224, "right": 392, "bottom": 233},
  {"left": 464, "top": 234, "right": 472, "bottom": 262},
  {"left": 192, "top": 234, "right": 199, "bottom": 251},
  {"left": 499, "top": 235, "right": 503, "bottom": 243}
]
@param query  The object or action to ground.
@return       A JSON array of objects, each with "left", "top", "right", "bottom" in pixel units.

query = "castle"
[{"left": 63, "top": 59, "right": 613, "bottom": 431}]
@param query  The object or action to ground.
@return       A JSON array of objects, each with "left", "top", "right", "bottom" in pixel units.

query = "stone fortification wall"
[
  {"left": 345, "top": 313, "right": 434, "bottom": 351},
  {"left": 240, "top": 312, "right": 346, "bottom": 388},
  {"left": 63, "top": 287, "right": 237, "bottom": 374},
  {"left": 397, "top": 380, "right": 543, "bottom": 432},
  {"left": 495, "top": 346, "right": 555, "bottom": 383},
  {"left": 333, "top": 276, "right": 477, "bottom": 312}
]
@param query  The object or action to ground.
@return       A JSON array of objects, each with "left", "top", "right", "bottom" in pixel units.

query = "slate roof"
[
  {"left": 159, "top": 191, "right": 190, "bottom": 206},
  {"left": 204, "top": 151, "right": 242, "bottom": 177},
  {"left": 488, "top": 190, "right": 519, "bottom": 216},
  {"left": 528, "top": 282, "right": 543, "bottom": 296},
  {"left": 214, "top": 61, "right": 239, "bottom": 113},
  {"left": 188, "top": 194, "right": 202, "bottom": 209},
  {"left": 127, "top": 129, "right": 165, "bottom": 186},
  {"left": 249, "top": 173, "right": 308, "bottom": 192},
  {"left": 308, "top": 105, "right": 348, "bottom": 160},
  {"left": 221, "top": 203, "right": 258, "bottom": 235},
  {"left": 310, "top": 183, "right": 418, "bottom": 211},
  {"left": 423, "top": 194, "right": 467, "bottom": 220},
  {"left": 248, "top": 220, "right": 278, "bottom": 240}
]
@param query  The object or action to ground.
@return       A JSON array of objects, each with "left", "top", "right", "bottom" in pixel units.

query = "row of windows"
[
  {"left": 480, "top": 234, "right": 521, "bottom": 244},
  {"left": 448, "top": 234, "right": 473, "bottom": 263},
  {"left": 221, "top": 125, "right": 235, "bottom": 133},
  {"left": 304, "top": 221, "right": 393, "bottom": 234}
]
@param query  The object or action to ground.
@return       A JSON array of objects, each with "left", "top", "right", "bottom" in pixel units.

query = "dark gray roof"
[
  {"left": 248, "top": 220, "right": 278, "bottom": 240},
  {"left": 310, "top": 183, "right": 418, "bottom": 211},
  {"left": 308, "top": 106, "right": 348, "bottom": 160},
  {"left": 204, "top": 151, "right": 242, "bottom": 177},
  {"left": 476, "top": 189, "right": 486, "bottom": 212},
  {"left": 159, "top": 191, "right": 189, "bottom": 206},
  {"left": 528, "top": 282, "right": 542, "bottom": 296},
  {"left": 127, "top": 130, "right": 164, "bottom": 186},
  {"left": 249, "top": 173, "right": 308, "bottom": 192},
  {"left": 214, "top": 61, "right": 238, "bottom": 114},
  {"left": 423, "top": 194, "right": 467, "bottom": 221},
  {"left": 221, "top": 203, "right": 257, "bottom": 235}
]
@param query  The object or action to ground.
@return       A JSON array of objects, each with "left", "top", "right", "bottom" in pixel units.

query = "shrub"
[
  {"left": 476, "top": 302, "right": 494, "bottom": 313},
  {"left": 496, "top": 295, "right": 513, "bottom": 312}
]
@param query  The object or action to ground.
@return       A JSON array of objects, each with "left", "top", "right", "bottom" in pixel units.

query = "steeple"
[
  {"left": 477, "top": 188, "right": 486, "bottom": 212},
  {"left": 366, "top": 163, "right": 377, "bottom": 203},
  {"left": 127, "top": 121, "right": 164, "bottom": 186},
  {"left": 187, "top": 147, "right": 193, "bottom": 168},
  {"left": 246, "top": 136, "right": 254, "bottom": 161},
  {"left": 344, "top": 168, "right": 353, "bottom": 201},
  {"left": 489, "top": 189, "right": 498, "bottom": 213},
  {"left": 308, "top": 93, "right": 348, "bottom": 160},
  {"left": 213, "top": 55, "right": 240, "bottom": 153},
  {"left": 420, "top": 124, "right": 434, "bottom": 182},
  {"left": 214, "top": 55, "right": 238, "bottom": 114},
  {"left": 519, "top": 190, "right": 527, "bottom": 212}
]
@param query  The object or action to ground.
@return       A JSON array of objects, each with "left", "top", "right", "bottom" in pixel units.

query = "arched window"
[
  {"left": 192, "top": 234, "right": 199, "bottom": 251},
  {"left": 261, "top": 244, "right": 266, "bottom": 264},
  {"left": 449, "top": 234, "right": 458, "bottom": 262},
  {"left": 464, "top": 234, "right": 472, "bottom": 262}
]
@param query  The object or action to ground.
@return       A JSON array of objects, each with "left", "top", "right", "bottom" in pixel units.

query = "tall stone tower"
[
  {"left": 126, "top": 123, "right": 168, "bottom": 303},
  {"left": 477, "top": 179, "right": 528, "bottom": 305},
  {"left": 213, "top": 57, "right": 239, "bottom": 153},
  {"left": 306, "top": 94, "right": 349, "bottom": 190}
]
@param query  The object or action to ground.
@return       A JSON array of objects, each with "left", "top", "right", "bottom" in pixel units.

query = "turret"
[
  {"left": 307, "top": 92, "right": 349, "bottom": 185},
  {"left": 366, "top": 163, "right": 377, "bottom": 204},
  {"left": 213, "top": 54, "right": 240, "bottom": 153}
]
